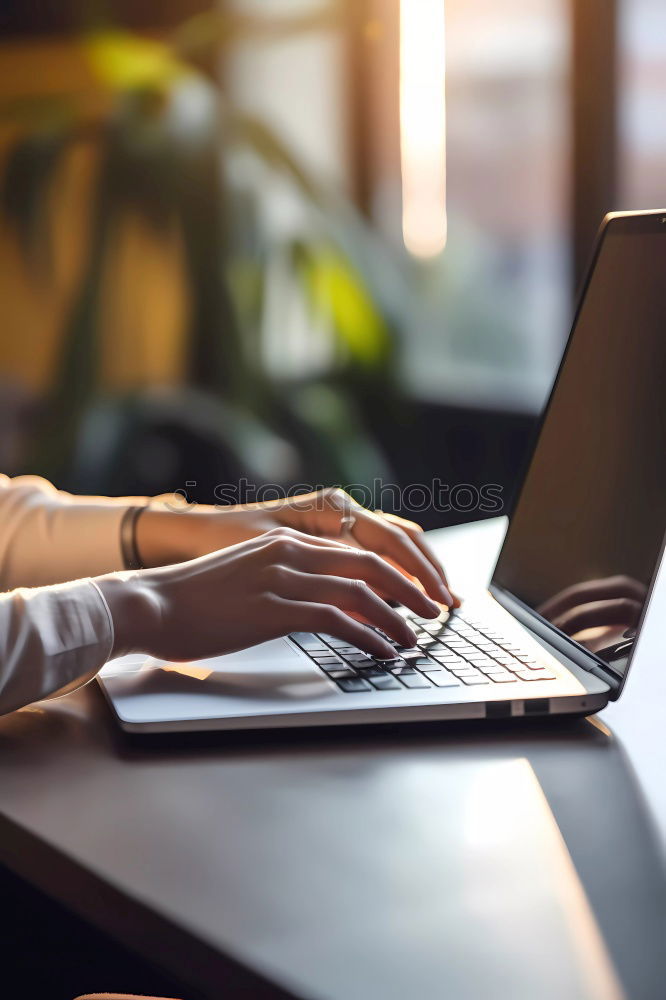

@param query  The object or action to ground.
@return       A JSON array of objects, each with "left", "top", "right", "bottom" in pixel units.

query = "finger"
[
  {"left": 552, "top": 598, "right": 644, "bottom": 635},
  {"left": 283, "top": 541, "right": 441, "bottom": 618},
  {"left": 290, "top": 490, "right": 452, "bottom": 604},
  {"left": 272, "top": 568, "right": 418, "bottom": 648},
  {"left": 259, "top": 513, "right": 452, "bottom": 607},
  {"left": 255, "top": 529, "right": 440, "bottom": 615},
  {"left": 279, "top": 598, "right": 397, "bottom": 659},
  {"left": 353, "top": 510, "right": 454, "bottom": 605},
  {"left": 255, "top": 525, "right": 360, "bottom": 553},
  {"left": 538, "top": 575, "right": 647, "bottom": 620},
  {"left": 378, "top": 512, "right": 460, "bottom": 607},
  {"left": 273, "top": 488, "right": 359, "bottom": 537}
]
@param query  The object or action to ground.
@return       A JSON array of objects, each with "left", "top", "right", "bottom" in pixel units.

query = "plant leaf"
[
  {"left": 1, "top": 127, "right": 71, "bottom": 280},
  {"left": 171, "top": 3, "right": 344, "bottom": 63},
  {"left": 83, "top": 30, "right": 190, "bottom": 91},
  {"left": 228, "top": 112, "right": 413, "bottom": 330},
  {"left": 296, "top": 242, "right": 391, "bottom": 366}
]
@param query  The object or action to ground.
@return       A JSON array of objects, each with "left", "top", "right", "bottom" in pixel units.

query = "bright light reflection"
[{"left": 400, "top": 0, "right": 447, "bottom": 258}]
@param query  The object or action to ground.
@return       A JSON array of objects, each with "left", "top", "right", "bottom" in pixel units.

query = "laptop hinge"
[
  {"left": 584, "top": 661, "right": 622, "bottom": 698},
  {"left": 489, "top": 584, "right": 623, "bottom": 697}
]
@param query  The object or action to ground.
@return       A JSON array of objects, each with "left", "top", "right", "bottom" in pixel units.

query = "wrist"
[
  {"left": 134, "top": 508, "right": 194, "bottom": 567},
  {"left": 136, "top": 506, "right": 263, "bottom": 564},
  {"left": 95, "top": 573, "right": 161, "bottom": 657}
]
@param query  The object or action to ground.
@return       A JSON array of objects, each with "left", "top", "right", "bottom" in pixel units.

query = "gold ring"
[{"left": 339, "top": 513, "right": 357, "bottom": 536}]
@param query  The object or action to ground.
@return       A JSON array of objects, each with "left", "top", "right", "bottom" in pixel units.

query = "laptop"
[{"left": 98, "top": 210, "right": 666, "bottom": 734}]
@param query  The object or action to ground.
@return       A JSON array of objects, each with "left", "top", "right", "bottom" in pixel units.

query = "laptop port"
[
  {"left": 525, "top": 698, "right": 550, "bottom": 716},
  {"left": 486, "top": 702, "right": 512, "bottom": 720}
]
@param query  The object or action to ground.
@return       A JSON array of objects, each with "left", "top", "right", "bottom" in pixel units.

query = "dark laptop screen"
[{"left": 494, "top": 216, "right": 666, "bottom": 671}]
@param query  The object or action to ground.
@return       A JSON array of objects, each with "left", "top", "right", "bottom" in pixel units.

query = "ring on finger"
[{"left": 340, "top": 513, "right": 357, "bottom": 537}]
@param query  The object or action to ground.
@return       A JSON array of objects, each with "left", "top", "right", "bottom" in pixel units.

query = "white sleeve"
[
  {"left": 0, "top": 474, "right": 129, "bottom": 589},
  {"left": 0, "top": 578, "right": 114, "bottom": 716}
]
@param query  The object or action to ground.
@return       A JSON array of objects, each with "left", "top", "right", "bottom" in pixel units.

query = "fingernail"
[{"left": 424, "top": 597, "right": 441, "bottom": 617}]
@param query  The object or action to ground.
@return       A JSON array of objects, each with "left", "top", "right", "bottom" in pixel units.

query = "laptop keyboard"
[{"left": 290, "top": 611, "right": 556, "bottom": 693}]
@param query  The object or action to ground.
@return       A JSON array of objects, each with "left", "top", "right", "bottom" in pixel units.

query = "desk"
[{"left": 0, "top": 519, "right": 664, "bottom": 999}]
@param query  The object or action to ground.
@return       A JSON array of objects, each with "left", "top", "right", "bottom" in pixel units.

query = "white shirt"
[{"left": 0, "top": 474, "right": 131, "bottom": 715}]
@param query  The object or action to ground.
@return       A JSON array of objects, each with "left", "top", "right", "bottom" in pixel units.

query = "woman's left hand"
[{"left": 136, "top": 487, "right": 457, "bottom": 607}]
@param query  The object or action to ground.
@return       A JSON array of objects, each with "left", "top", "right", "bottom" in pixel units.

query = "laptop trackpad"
[{"left": 99, "top": 638, "right": 334, "bottom": 721}]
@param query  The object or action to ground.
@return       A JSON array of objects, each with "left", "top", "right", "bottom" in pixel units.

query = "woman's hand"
[
  {"left": 136, "top": 488, "right": 456, "bottom": 607},
  {"left": 537, "top": 574, "right": 647, "bottom": 653},
  {"left": 98, "top": 527, "right": 443, "bottom": 662}
]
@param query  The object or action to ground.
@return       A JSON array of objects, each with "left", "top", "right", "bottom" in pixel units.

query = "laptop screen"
[{"left": 494, "top": 214, "right": 666, "bottom": 672}]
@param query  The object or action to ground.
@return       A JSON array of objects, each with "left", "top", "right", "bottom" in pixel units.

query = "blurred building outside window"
[
  {"left": 399, "top": 0, "right": 570, "bottom": 414},
  {"left": 618, "top": 0, "right": 666, "bottom": 210},
  {"left": 225, "top": 0, "right": 570, "bottom": 415}
]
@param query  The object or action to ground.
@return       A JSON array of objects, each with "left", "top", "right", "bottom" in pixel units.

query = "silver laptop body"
[{"left": 98, "top": 211, "right": 666, "bottom": 734}]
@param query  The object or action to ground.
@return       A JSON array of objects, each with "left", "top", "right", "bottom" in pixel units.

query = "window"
[
  {"left": 398, "top": 0, "right": 570, "bottom": 413},
  {"left": 224, "top": 1, "right": 571, "bottom": 412},
  {"left": 618, "top": 0, "right": 666, "bottom": 209}
]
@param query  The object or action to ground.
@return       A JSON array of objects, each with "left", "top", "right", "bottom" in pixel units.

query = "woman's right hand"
[
  {"left": 537, "top": 574, "right": 647, "bottom": 653},
  {"left": 97, "top": 527, "right": 442, "bottom": 663}
]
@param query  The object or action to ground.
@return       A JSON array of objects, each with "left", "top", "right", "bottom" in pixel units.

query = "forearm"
[
  {"left": 0, "top": 476, "right": 129, "bottom": 589},
  {"left": 0, "top": 474, "right": 314, "bottom": 585},
  {"left": 0, "top": 579, "right": 115, "bottom": 716},
  {"left": 0, "top": 474, "right": 217, "bottom": 587}
]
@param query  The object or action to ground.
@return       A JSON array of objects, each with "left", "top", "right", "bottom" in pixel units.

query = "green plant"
[{"left": 0, "top": 5, "right": 411, "bottom": 488}]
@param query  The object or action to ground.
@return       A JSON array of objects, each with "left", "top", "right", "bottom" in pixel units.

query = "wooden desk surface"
[{"left": 0, "top": 520, "right": 664, "bottom": 1000}]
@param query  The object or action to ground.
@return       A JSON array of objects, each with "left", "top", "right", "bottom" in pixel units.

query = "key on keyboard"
[{"left": 289, "top": 609, "right": 556, "bottom": 694}]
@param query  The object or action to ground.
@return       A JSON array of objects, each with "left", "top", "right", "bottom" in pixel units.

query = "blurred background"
[{"left": 0, "top": 0, "right": 664, "bottom": 527}]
